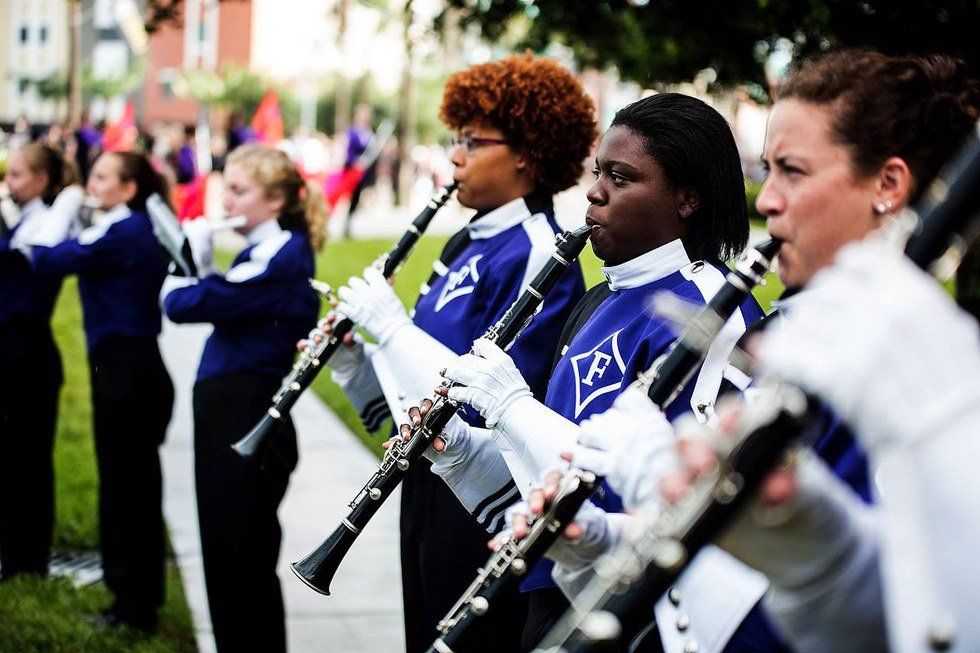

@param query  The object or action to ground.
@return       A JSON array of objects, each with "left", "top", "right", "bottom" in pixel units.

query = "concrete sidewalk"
[{"left": 159, "top": 321, "right": 404, "bottom": 653}]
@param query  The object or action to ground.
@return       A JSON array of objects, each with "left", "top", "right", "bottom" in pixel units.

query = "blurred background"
[{"left": 0, "top": 2, "right": 976, "bottom": 652}]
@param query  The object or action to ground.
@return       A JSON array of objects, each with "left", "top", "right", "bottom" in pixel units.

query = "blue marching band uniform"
[
  {"left": 338, "top": 192, "right": 586, "bottom": 652},
  {"left": 162, "top": 217, "right": 319, "bottom": 653},
  {"left": 0, "top": 180, "right": 873, "bottom": 653},
  {"left": 9, "top": 201, "right": 174, "bottom": 630}
]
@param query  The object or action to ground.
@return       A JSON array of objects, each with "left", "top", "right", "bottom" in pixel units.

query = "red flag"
[
  {"left": 251, "top": 92, "right": 284, "bottom": 144},
  {"left": 103, "top": 102, "right": 137, "bottom": 152}
]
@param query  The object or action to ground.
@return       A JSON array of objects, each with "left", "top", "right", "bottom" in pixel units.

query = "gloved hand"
[
  {"left": 336, "top": 266, "right": 411, "bottom": 345},
  {"left": 182, "top": 217, "right": 216, "bottom": 276},
  {"left": 390, "top": 400, "right": 471, "bottom": 464},
  {"left": 316, "top": 312, "right": 366, "bottom": 387},
  {"left": 443, "top": 337, "right": 532, "bottom": 427},
  {"left": 14, "top": 185, "right": 84, "bottom": 251},
  {"left": 490, "top": 486, "right": 623, "bottom": 569},
  {"left": 757, "top": 238, "right": 980, "bottom": 453},
  {"left": 562, "top": 384, "right": 678, "bottom": 510}
]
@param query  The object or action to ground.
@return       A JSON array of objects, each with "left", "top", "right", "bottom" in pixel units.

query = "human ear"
[
  {"left": 678, "top": 187, "right": 701, "bottom": 219},
  {"left": 875, "top": 156, "right": 913, "bottom": 214}
]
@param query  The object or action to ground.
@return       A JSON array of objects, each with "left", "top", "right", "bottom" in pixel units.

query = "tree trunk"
[
  {"left": 68, "top": 0, "right": 83, "bottom": 125},
  {"left": 333, "top": 0, "right": 351, "bottom": 137},
  {"left": 395, "top": 0, "right": 417, "bottom": 206}
]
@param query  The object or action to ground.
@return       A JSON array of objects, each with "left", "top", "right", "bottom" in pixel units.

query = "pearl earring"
[{"left": 874, "top": 202, "right": 887, "bottom": 215}]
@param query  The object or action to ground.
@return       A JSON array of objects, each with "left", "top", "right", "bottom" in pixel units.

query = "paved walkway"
[{"left": 159, "top": 321, "right": 405, "bottom": 653}]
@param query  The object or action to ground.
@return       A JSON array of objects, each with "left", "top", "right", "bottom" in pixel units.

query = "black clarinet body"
[
  {"left": 543, "top": 126, "right": 980, "bottom": 653},
  {"left": 231, "top": 183, "right": 457, "bottom": 462},
  {"left": 291, "top": 224, "right": 594, "bottom": 596},
  {"left": 427, "top": 240, "right": 781, "bottom": 651},
  {"left": 429, "top": 470, "right": 600, "bottom": 653},
  {"left": 641, "top": 238, "right": 781, "bottom": 407}
]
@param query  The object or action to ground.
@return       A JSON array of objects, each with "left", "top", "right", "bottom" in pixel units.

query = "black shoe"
[{"left": 87, "top": 607, "right": 158, "bottom": 634}]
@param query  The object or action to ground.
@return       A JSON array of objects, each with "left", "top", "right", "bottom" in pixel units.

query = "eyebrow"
[{"left": 594, "top": 158, "right": 640, "bottom": 173}]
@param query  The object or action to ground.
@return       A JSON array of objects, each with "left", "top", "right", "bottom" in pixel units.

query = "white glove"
[
  {"left": 491, "top": 499, "right": 627, "bottom": 597},
  {"left": 324, "top": 319, "right": 367, "bottom": 388},
  {"left": 336, "top": 266, "right": 411, "bottom": 345},
  {"left": 443, "top": 337, "right": 532, "bottom": 427},
  {"left": 757, "top": 238, "right": 980, "bottom": 454},
  {"left": 182, "top": 217, "right": 215, "bottom": 276},
  {"left": 562, "top": 384, "right": 678, "bottom": 510},
  {"left": 13, "top": 185, "right": 84, "bottom": 252}
]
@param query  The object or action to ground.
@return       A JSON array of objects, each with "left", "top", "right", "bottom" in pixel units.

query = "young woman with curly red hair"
[{"left": 326, "top": 53, "right": 597, "bottom": 652}]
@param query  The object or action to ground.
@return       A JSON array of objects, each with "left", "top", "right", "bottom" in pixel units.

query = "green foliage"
[
  {"left": 83, "top": 59, "right": 145, "bottom": 100},
  {"left": 170, "top": 65, "right": 267, "bottom": 116},
  {"left": 0, "top": 278, "right": 196, "bottom": 652},
  {"left": 440, "top": 0, "right": 980, "bottom": 88}
]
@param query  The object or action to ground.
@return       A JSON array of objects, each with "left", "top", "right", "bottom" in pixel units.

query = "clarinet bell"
[
  {"left": 290, "top": 521, "right": 359, "bottom": 596},
  {"left": 231, "top": 410, "right": 283, "bottom": 461}
]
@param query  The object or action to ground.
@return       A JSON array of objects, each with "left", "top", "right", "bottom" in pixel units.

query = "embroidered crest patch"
[
  {"left": 435, "top": 254, "right": 483, "bottom": 312},
  {"left": 570, "top": 328, "right": 627, "bottom": 418}
]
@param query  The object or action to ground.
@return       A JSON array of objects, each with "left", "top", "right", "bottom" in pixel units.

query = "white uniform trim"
[
  {"left": 226, "top": 227, "right": 291, "bottom": 284},
  {"left": 519, "top": 213, "right": 559, "bottom": 292},
  {"left": 466, "top": 196, "right": 533, "bottom": 240},
  {"left": 77, "top": 204, "right": 130, "bottom": 246},
  {"left": 679, "top": 262, "right": 749, "bottom": 425}
]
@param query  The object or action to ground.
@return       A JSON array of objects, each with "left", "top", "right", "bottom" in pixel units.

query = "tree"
[{"left": 439, "top": 0, "right": 979, "bottom": 90}]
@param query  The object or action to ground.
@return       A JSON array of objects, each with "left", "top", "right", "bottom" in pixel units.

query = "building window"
[
  {"left": 19, "top": 25, "right": 29, "bottom": 43},
  {"left": 39, "top": 26, "right": 48, "bottom": 43}
]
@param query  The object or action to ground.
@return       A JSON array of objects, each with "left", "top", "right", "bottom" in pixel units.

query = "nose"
[
  {"left": 450, "top": 144, "right": 466, "bottom": 168},
  {"left": 586, "top": 178, "right": 605, "bottom": 206},
  {"left": 755, "top": 178, "right": 783, "bottom": 219}
]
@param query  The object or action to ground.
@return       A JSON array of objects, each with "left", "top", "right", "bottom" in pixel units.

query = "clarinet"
[
  {"left": 427, "top": 240, "right": 780, "bottom": 653},
  {"left": 290, "top": 224, "right": 594, "bottom": 596},
  {"left": 231, "top": 182, "right": 457, "bottom": 462},
  {"left": 537, "top": 123, "right": 980, "bottom": 653}
]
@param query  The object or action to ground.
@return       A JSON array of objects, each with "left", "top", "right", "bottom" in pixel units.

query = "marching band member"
[
  {"left": 408, "top": 93, "right": 782, "bottom": 651},
  {"left": 327, "top": 54, "right": 596, "bottom": 652},
  {"left": 24, "top": 151, "right": 174, "bottom": 632},
  {"left": 659, "top": 50, "right": 980, "bottom": 653},
  {"left": 161, "top": 144, "right": 325, "bottom": 653},
  {"left": 0, "top": 144, "right": 79, "bottom": 580}
]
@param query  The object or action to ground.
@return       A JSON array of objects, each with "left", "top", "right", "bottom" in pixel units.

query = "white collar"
[
  {"left": 773, "top": 288, "right": 808, "bottom": 315},
  {"left": 94, "top": 203, "right": 132, "bottom": 227},
  {"left": 466, "top": 196, "right": 533, "bottom": 240},
  {"left": 601, "top": 239, "right": 692, "bottom": 291},
  {"left": 247, "top": 217, "right": 283, "bottom": 245},
  {"left": 19, "top": 197, "right": 46, "bottom": 222}
]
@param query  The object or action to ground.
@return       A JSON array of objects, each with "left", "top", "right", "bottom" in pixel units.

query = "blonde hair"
[
  {"left": 17, "top": 142, "right": 79, "bottom": 204},
  {"left": 226, "top": 144, "right": 327, "bottom": 251}
]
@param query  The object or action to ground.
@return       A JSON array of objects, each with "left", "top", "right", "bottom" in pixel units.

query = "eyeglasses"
[{"left": 451, "top": 134, "right": 509, "bottom": 154}]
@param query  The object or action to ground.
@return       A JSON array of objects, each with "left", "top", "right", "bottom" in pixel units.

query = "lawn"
[
  {"left": 308, "top": 235, "right": 784, "bottom": 458},
  {"left": 0, "top": 277, "right": 196, "bottom": 653}
]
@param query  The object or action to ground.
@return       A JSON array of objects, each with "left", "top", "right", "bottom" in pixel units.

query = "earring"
[
  {"left": 874, "top": 202, "right": 887, "bottom": 215},
  {"left": 885, "top": 200, "right": 894, "bottom": 211}
]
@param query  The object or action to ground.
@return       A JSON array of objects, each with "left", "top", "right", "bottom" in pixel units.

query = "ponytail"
[
  {"left": 17, "top": 143, "right": 77, "bottom": 205},
  {"left": 226, "top": 144, "right": 328, "bottom": 252}
]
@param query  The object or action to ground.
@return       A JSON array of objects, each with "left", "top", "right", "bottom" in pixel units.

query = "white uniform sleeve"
[{"left": 717, "top": 452, "right": 887, "bottom": 653}]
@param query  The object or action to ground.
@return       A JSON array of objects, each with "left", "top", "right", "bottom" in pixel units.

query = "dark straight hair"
[
  {"left": 106, "top": 151, "right": 171, "bottom": 212},
  {"left": 611, "top": 93, "right": 748, "bottom": 262}
]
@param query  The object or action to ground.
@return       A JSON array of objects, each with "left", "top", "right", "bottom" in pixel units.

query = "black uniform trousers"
[
  {"left": 401, "top": 461, "right": 529, "bottom": 653},
  {"left": 89, "top": 336, "right": 173, "bottom": 623},
  {"left": 193, "top": 373, "right": 298, "bottom": 653},
  {"left": 0, "top": 319, "right": 62, "bottom": 578}
]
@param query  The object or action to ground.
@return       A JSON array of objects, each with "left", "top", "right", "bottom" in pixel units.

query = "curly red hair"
[{"left": 440, "top": 53, "right": 597, "bottom": 194}]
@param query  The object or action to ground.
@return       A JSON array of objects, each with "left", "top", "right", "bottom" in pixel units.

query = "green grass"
[
  {"left": 0, "top": 278, "right": 197, "bottom": 653},
  {"left": 307, "top": 236, "right": 784, "bottom": 458}
]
